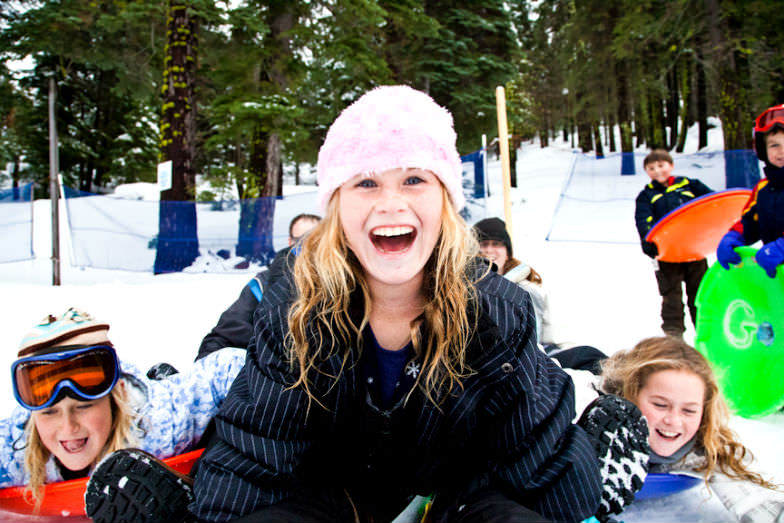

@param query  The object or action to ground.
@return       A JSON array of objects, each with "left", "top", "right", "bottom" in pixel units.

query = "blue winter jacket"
[
  {"left": 731, "top": 164, "right": 784, "bottom": 244},
  {"left": 192, "top": 264, "right": 602, "bottom": 522},
  {"left": 0, "top": 347, "right": 245, "bottom": 487}
]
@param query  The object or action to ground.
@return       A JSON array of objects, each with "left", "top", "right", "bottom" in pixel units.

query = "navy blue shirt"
[{"left": 366, "top": 329, "right": 414, "bottom": 409}]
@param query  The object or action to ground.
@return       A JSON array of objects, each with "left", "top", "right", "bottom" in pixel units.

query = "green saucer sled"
[{"left": 695, "top": 247, "right": 784, "bottom": 418}]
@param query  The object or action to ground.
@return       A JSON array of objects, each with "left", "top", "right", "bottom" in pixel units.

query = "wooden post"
[
  {"left": 495, "top": 86, "right": 513, "bottom": 240},
  {"left": 48, "top": 77, "right": 60, "bottom": 286}
]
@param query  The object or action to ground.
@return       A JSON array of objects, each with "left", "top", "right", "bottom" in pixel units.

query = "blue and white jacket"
[{"left": 0, "top": 347, "right": 245, "bottom": 487}]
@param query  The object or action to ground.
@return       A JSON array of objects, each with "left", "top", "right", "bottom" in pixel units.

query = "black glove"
[
  {"left": 577, "top": 394, "right": 650, "bottom": 521},
  {"left": 641, "top": 241, "right": 658, "bottom": 258}
]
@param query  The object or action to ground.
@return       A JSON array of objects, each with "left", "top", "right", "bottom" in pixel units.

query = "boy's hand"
[
  {"left": 755, "top": 238, "right": 784, "bottom": 278},
  {"left": 642, "top": 241, "right": 658, "bottom": 258},
  {"left": 717, "top": 230, "right": 745, "bottom": 269}
]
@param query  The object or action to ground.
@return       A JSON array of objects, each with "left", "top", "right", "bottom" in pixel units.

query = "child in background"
[
  {"left": 717, "top": 103, "right": 784, "bottom": 278},
  {"left": 634, "top": 149, "right": 712, "bottom": 338},
  {"left": 87, "top": 85, "right": 649, "bottom": 523},
  {"left": 473, "top": 217, "right": 553, "bottom": 345},
  {"left": 598, "top": 336, "right": 784, "bottom": 521},
  {"left": 472, "top": 217, "right": 610, "bottom": 376},
  {"left": 195, "top": 213, "right": 321, "bottom": 360},
  {"left": 0, "top": 308, "right": 244, "bottom": 515}
]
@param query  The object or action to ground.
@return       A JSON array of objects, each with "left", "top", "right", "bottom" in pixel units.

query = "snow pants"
[{"left": 654, "top": 259, "right": 708, "bottom": 336}]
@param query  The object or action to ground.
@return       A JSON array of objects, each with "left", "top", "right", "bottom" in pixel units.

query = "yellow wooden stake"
[{"left": 495, "top": 86, "right": 513, "bottom": 241}]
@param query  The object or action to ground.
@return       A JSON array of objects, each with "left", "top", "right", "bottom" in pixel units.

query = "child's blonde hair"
[
  {"left": 601, "top": 336, "right": 775, "bottom": 489},
  {"left": 23, "top": 382, "right": 138, "bottom": 512},
  {"left": 287, "top": 184, "right": 479, "bottom": 408}
]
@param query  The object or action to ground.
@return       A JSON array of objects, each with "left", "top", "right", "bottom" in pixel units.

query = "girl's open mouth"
[
  {"left": 61, "top": 438, "right": 88, "bottom": 453},
  {"left": 371, "top": 226, "right": 416, "bottom": 253},
  {"left": 655, "top": 429, "right": 680, "bottom": 440}
]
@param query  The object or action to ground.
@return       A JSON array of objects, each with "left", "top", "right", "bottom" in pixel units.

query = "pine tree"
[
  {"left": 0, "top": 0, "right": 163, "bottom": 195},
  {"left": 154, "top": 0, "right": 200, "bottom": 273}
]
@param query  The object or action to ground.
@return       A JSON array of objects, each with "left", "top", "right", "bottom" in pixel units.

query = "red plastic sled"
[
  {"left": 646, "top": 189, "right": 752, "bottom": 262},
  {"left": 0, "top": 448, "right": 203, "bottom": 518}
]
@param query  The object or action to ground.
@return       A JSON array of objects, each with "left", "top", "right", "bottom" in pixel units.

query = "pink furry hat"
[{"left": 316, "top": 85, "right": 464, "bottom": 212}]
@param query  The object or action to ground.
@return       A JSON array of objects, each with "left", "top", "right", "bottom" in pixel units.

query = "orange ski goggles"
[{"left": 12, "top": 345, "right": 119, "bottom": 410}]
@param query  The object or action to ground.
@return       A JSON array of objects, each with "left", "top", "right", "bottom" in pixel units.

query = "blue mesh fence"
[
  {"left": 61, "top": 151, "right": 488, "bottom": 273},
  {"left": 546, "top": 150, "right": 760, "bottom": 244},
  {"left": 65, "top": 188, "right": 322, "bottom": 272},
  {"left": 461, "top": 149, "right": 489, "bottom": 223},
  {"left": 0, "top": 183, "right": 34, "bottom": 263}
]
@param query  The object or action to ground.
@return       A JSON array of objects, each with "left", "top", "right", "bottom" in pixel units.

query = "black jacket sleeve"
[
  {"left": 634, "top": 188, "right": 655, "bottom": 240},
  {"left": 195, "top": 271, "right": 266, "bottom": 361},
  {"left": 195, "top": 248, "right": 295, "bottom": 361}
]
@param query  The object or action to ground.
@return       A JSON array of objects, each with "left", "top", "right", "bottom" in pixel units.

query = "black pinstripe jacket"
[{"left": 192, "top": 263, "right": 602, "bottom": 522}]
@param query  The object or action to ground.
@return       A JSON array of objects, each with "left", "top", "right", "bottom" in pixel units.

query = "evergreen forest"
[{"left": 1, "top": 1, "right": 783, "bottom": 267}]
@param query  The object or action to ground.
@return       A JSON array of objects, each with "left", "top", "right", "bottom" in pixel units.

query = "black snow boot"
[
  {"left": 85, "top": 448, "right": 194, "bottom": 523},
  {"left": 577, "top": 394, "right": 650, "bottom": 521}
]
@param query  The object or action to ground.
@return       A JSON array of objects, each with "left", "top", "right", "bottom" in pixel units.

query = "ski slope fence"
[
  {"left": 546, "top": 150, "right": 760, "bottom": 245},
  {"left": 0, "top": 183, "right": 34, "bottom": 263},
  {"left": 45, "top": 151, "right": 489, "bottom": 273}
]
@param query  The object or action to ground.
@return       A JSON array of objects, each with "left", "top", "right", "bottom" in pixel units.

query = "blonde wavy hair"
[
  {"left": 287, "top": 184, "right": 480, "bottom": 408},
  {"left": 601, "top": 336, "right": 776, "bottom": 489},
  {"left": 23, "top": 382, "right": 138, "bottom": 512}
]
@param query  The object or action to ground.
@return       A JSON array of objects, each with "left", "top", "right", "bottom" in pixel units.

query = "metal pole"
[{"left": 49, "top": 77, "right": 60, "bottom": 286}]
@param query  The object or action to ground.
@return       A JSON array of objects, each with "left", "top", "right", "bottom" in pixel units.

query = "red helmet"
[{"left": 753, "top": 104, "right": 784, "bottom": 164}]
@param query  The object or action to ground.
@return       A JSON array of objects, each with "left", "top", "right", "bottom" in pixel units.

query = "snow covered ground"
[{"left": 1, "top": 124, "right": 782, "bottom": 522}]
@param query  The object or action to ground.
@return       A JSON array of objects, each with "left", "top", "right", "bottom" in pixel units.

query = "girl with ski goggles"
[
  {"left": 2, "top": 309, "right": 137, "bottom": 511},
  {"left": 11, "top": 345, "right": 120, "bottom": 411},
  {"left": 0, "top": 307, "right": 245, "bottom": 517}
]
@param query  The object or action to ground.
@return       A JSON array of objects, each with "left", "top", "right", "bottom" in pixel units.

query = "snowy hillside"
[{"left": 1, "top": 124, "right": 782, "bottom": 522}]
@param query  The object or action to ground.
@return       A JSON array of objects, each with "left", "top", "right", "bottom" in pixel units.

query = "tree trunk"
[
  {"left": 675, "top": 57, "right": 692, "bottom": 153},
  {"left": 703, "top": 0, "right": 758, "bottom": 188},
  {"left": 616, "top": 63, "right": 635, "bottom": 174},
  {"left": 11, "top": 157, "right": 21, "bottom": 199},
  {"left": 607, "top": 115, "right": 616, "bottom": 153},
  {"left": 509, "top": 141, "right": 518, "bottom": 188},
  {"left": 648, "top": 93, "right": 666, "bottom": 149},
  {"left": 635, "top": 94, "right": 647, "bottom": 148},
  {"left": 666, "top": 66, "right": 679, "bottom": 149},
  {"left": 154, "top": 0, "right": 199, "bottom": 274},
  {"left": 237, "top": 2, "right": 295, "bottom": 264},
  {"left": 696, "top": 46, "right": 708, "bottom": 150},
  {"left": 92, "top": 69, "right": 115, "bottom": 190},
  {"left": 593, "top": 123, "right": 604, "bottom": 158}
]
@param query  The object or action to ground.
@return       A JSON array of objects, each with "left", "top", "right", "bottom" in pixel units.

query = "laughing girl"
[
  {"left": 0, "top": 308, "right": 243, "bottom": 513},
  {"left": 88, "top": 85, "right": 649, "bottom": 523},
  {"left": 600, "top": 336, "right": 783, "bottom": 521}
]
